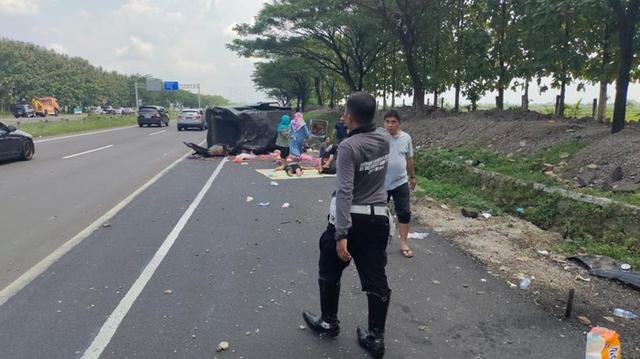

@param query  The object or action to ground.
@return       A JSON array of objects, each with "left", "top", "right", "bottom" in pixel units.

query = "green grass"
[
  {"left": 415, "top": 150, "right": 640, "bottom": 268},
  {"left": 424, "top": 142, "right": 640, "bottom": 207},
  {"left": 415, "top": 177, "right": 502, "bottom": 215},
  {"left": 430, "top": 140, "right": 587, "bottom": 184},
  {"left": 527, "top": 101, "right": 640, "bottom": 122},
  {"left": 17, "top": 115, "right": 137, "bottom": 138}
]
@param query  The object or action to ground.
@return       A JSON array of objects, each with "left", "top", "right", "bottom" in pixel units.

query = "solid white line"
[
  {"left": 81, "top": 158, "right": 227, "bottom": 359},
  {"left": 34, "top": 126, "right": 136, "bottom": 144},
  {"left": 148, "top": 130, "right": 166, "bottom": 136},
  {"left": 62, "top": 145, "right": 113, "bottom": 159},
  {"left": 0, "top": 139, "right": 207, "bottom": 307}
]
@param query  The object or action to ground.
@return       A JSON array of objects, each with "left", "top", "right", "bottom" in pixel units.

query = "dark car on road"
[
  {"left": 0, "top": 122, "right": 34, "bottom": 161},
  {"left": 12, "top": 104, "right": 36, "bottom": 118},
  {"left": 138, "top": 106, "right": 169, "bottom": 127}
]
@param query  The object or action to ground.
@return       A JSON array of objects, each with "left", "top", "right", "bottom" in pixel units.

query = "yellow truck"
[{"left": 31, "top": 97, "right": 60, "bottom": 117}]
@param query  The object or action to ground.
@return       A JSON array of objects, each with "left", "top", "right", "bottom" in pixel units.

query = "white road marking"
[
  {"left": 81, "top": 158, "right": 227, "bottom": 359},
  {"left": 62, "top": 145, "right": 113, "bottom": 159},
  {"left": 34, "top": 126, "right": 136, "bottom": 144},
  {"left": 0, "top": 139, "right": 207, "bottom": 307},
  {"left": 148, "top": 130, "right": 166, "bottom": 136}
]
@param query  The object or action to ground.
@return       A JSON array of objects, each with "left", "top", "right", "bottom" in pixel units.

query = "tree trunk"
[
  {"left": 496, "top": 86, "right": 504, "bottom": 110},
  {"left": 401, "top": 38, "right": 424, "bottom": 113},
  {"left": 454, "top": 0, "right": 463, "bottom": 112},
  {"left": 382, "top": 83, "right": 387, "bottom": 110},
  {"left": 611, "top": 0, "right": 639, "bottom": 133},
  {"left": 454, "top": 82, "right": 460, "bottom": 112},
  {"left": 413, "top": 88, "right": 424, "bottom": 110},
  {"left": 559, "top": 78, "right": 566, "bottom": 117},
  {"left": 597, "top": 81, "right": 607, "bottom": 122},
  {"left": 314, "top": 77, "right": 323, "bottom": 107},
  {"left": 522, "top": 78, "right": 530, "bottom": 111},
  {"left": 433, "top": 91, "right": 438, "bottom": 108}
]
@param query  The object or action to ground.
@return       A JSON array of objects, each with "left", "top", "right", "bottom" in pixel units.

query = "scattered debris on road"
[
  {"left": 281, "top": 202, "right": 290, "bottom": 208},
  {"left": 258, "top": 202, "right": 270, "bottom": 207},
  {"left": 163, "top": 289, "right": 173, "bottom": 295},
  {"left": 408, "top": 232, "right": 429, "bottom": 240},
  {"left": 578, "top": 315, "right": 592, "bottom": 326},
  {"left": 216, "top": 341, "right": 230, "bottom": 352},
  {"left": 613, "top": 308, "right": 638, "bottom": 320},
  {"left": 461, "top": 208, "right": 479, "bottom": 219},
  {"left": 246, "top": 196, "right": 254, "bottom": 203},
  {"left": 568, "top": 255, "right": 640, "bottom": 290}
]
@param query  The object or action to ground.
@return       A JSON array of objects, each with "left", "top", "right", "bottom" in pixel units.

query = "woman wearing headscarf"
[
  {"left": 275, "top": 114, "right": 291, "bottom": 163},
  {"left": 289, "top": 112, "right": 310, "bottom": 159}
]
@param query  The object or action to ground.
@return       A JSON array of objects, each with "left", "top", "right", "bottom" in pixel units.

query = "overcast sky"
[{"left": 0, "top": 0, "right": 638, "bottom": 107}]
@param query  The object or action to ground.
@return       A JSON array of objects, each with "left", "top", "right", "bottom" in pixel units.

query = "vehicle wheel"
[
  {"left": 139, "top": 123, "right": 143, "bottom": 128},
  {"left": 44, "top": 110, "right": 48, "bottom": 117},
  {"left": 20, "top": 141, "right": 34, "bottom": 161},
  {"left": 177, "top": 126, "right": 182, "bottom": 131},
  {"left": 200, "top": 125, "right": 205, "bottom": 131},
  {"left": 54, "top": 109, "right": 59, "bottom": 116}
]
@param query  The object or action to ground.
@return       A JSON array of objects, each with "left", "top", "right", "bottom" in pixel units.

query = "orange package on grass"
[{"left": 585, "top": 327, "right": 621, "bottom": 359}]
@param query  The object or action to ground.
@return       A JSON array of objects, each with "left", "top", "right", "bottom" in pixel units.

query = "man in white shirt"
[{"left": 382, "top": 109, "right": 416, "bottom": 258}]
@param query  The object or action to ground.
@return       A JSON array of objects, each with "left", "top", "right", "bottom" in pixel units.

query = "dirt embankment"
[
  {"left": 393, "top": 108, "right": 640, "bottom": 352},
  {"left": 390, "top": 108, "right": 640, "bottom": 191},
  {"left": 413, "top": 197, "right": 640, "bottom": 354}
]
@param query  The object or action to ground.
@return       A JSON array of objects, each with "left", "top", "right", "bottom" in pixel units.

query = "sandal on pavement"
[{"left": 400, "top": 249, "right": 414, "bottom": 258}]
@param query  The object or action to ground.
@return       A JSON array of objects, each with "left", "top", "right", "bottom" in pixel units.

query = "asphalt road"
[
  {"left": 0, "top": 125, "right": 205, "bottom": 290},
  {"left": 0, "top": 158, "right": 586, "bottom": 358}
]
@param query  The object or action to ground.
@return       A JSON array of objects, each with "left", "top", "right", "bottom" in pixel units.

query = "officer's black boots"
[
  {"left": 302, "top": 279, "right": 341, "bottom": 337},
  {"left": 357, "top": 292, "right": 391, "bottom": 359}
]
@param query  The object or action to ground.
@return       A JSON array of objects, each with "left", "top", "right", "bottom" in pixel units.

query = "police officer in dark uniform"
[{"left": 303, "top": 92, "right": 391, "bottom": 358}]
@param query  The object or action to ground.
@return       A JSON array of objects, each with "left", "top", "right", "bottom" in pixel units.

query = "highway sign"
[{"left": 164, "top": 81, "right": 179, "bottom": 91}]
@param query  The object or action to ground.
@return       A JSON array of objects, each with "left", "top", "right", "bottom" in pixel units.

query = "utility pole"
[{"left": 135, "top": 82, "right": 139, "bottom": 109}]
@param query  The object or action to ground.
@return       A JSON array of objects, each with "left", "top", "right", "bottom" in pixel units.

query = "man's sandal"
[{"left": 400, "top": 249, "right": 414, "bottom": 258}]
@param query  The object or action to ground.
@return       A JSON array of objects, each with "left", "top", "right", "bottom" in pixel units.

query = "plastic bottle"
[
  {"left": 613, "top": 308, "right": 638, "bottom": 319},
  {"left": 519, "top": 277, "right": 532, "bottom": 290}
]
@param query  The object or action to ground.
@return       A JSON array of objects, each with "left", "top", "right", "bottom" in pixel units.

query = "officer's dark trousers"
[{"left": 319, "top": 214, "right": 391, "bottom": 298}]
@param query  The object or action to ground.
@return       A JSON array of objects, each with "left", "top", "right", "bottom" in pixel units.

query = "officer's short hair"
[
  {"left": 383, "top": 109, "right": 401, "bottom": 123},
  {"left": 346, "top": 92, "right": 376, "bottom": 125}
]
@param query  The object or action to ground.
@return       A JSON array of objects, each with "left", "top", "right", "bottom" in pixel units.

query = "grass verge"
[
  {"left": 415, "top": 148, "right": 640, "bottom": 268},
  {"left": 429, "top": 143, "right": 640, "bottom": 206},
  {"left": 16, "top": 115, "right": 137, "bottom": 138}
]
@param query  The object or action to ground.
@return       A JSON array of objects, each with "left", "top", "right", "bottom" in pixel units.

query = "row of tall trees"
[
  {"left": 0, "top": 39, "right": 229, "bottom": 113},
  {"left": 229, "top": 0, "right": 640, "bottom": 133}
]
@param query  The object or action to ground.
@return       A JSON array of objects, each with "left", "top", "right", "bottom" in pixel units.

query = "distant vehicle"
[
  {"left": 88, "top": 106, "right": 104, "bottom": 115},
  {"left": 138, "top": 106, "right": 169, "bottom": 127},
  {"left": 31, "top": 97, "right": 60, "bottom": 117},
  {"left": 101, "top": 105, "right": 117, "bottom": 115},
  {"left": 73, "top": 106, "right": 83, "bottom": 114},
  {"left": 0, "top": 122, "right": 34, "bottom": 161},
  {"left": 12, "top": 104, "right": 36, "bottom": 118},
  {"left": 120, "top": 107, "right": 135, "bottom": 115},
  {"left": 177, "top": 108, "right": 206, "bottom": 131}
]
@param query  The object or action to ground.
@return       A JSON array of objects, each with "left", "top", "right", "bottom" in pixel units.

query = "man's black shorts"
[
  {"left": 387, "top": 182, "right": 411, "bottom": 224},
  {"left": 276, "top": 145, "right": 289, "bottom": 159}
]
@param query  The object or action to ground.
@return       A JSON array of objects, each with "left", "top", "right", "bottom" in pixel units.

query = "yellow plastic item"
[{"left": 585, "top": 327, "right": 621, "bottom": 359}]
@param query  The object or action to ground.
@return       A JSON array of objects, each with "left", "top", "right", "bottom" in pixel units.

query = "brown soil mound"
[{"left": 389, "top": 108, "right": 640, "bottom": 190}]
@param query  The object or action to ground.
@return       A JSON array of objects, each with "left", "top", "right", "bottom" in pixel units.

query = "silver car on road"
[{"left": 177, "top": 109, "right": 206, "bottom": 131}]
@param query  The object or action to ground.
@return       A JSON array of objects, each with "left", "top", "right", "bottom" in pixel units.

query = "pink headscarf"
[{"left": 291, "top": 112, "right": 306, "bottom": 132}]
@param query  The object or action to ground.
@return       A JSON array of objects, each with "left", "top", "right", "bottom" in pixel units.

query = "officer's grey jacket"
[{"left": 334, "top": 124, "right": 390, "bottom": 240}]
